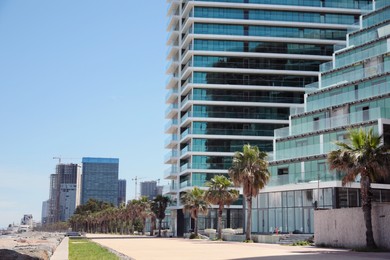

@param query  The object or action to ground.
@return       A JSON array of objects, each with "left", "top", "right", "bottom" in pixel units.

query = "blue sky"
[{"left": 0, "top": 0, "right": 167, "bottom": 228}]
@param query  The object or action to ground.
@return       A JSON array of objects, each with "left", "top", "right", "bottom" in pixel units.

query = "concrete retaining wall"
[
  {"left": 314, "top": 204, "right": 390, "bottom": 249},
  {"left": 252, "top": 235, "right": 280, "bottom": 243}
]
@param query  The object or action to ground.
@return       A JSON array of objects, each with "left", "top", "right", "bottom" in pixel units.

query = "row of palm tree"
[
  {"left": 61, "top": 128, "right": 388, "bottom": 249},
  {"left": 68, "top": 195, "right": 170, "bottom": 236}
]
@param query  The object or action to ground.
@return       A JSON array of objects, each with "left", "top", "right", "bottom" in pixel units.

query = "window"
[
  {"left": 362, "top": 106, "right": 369, "bottom": 121},
  {"left": 313, "top": 117, "right": 319, "bottom": 130},
  {"left": 278, "top": 168, "right": 288, "bottom": 175}
]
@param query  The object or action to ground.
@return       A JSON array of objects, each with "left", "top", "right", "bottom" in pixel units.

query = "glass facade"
[
  {"left": 164, "top": 0, "right": 372, "bottom": 236},
  {"left": 253, "top": 1, "right": 390, "bottom": 234},
  {"left": 81, "top": 157, "right": 119, "bottom": 206},
  {"left": 251, "top": 188, "right": 390, "bottom": 234}
]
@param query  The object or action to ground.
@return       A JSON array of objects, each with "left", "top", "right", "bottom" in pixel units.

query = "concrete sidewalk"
[
  {"left": 88, "top": 234, "right": 390, "bottom": 260},
  {"left": 51, "top": 237, "right": 68, "bottom": 260}
]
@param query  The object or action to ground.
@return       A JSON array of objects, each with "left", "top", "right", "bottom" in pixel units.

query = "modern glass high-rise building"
[
  {"left": 118, "top": 179, "right": 127, "bottom": 205},
  {"left": 81, "top": 157, "right": 119, "bottom": 206},
  {"left": 164, "top": 0, "right": 372, "bottom": 236},
  {"left": 251, "top": 0, "right": 390, "bottom": 234}
]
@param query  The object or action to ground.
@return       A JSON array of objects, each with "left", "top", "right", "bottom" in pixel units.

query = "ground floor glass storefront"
[
  {"left": 252, "top": 187, "right": 390, "bottom": 234},
  {"left": 177, "top": 208, "right": 243, "bottom": 236}
]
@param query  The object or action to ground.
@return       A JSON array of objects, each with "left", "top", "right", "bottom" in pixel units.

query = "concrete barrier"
[
  {"left": 252, "top": 235, "right": 280, "bottom": 244},
  {"left": 314, "top": 204, "right": 390, "bottom": 249}
]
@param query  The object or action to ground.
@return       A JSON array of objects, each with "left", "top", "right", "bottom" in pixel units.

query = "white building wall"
[{"left": 314, "top": 204, "right": 390, "bottom": 249}]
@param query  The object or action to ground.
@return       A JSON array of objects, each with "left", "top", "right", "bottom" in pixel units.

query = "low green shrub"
[{"left": 291, "top": 240, "right": 312, "bottom": 246}]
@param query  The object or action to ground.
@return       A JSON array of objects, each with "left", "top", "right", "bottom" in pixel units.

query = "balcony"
[
  {"left": 165, "top": 103, "right": 178, "bottom": 119},
  {"left": 349, "top": 20, "right": 390, "bottom": 46},
  {"left": 181, "top": 25, "right": 193, "bottom": 45},
  {"left": 321, "top": 61, "right": 388, "bottom": 89},
  {"left": 166, "top": 10, "right": 179, "bottom": 32},
  {"left": 180, "top": 128, "right": 192, "bottom": 142},
  {"left": 267, "top": 170, "right": 341, "bottom": 187},
  {"left": 181, "top": 44, "right": 193, "bottom": 62},
  {"left": 166, "top": 0, "right": 179, "bottom": 16},
  {"left": 180, "top": 111, "right": 289, "bottom": 122},
  {"left": 165, "top": 88, "right": 178, "bottom": 104},
  {"left": 166, "top": 44, "right": 179, "bottom": 60},
  {"left": 165, "top": 58, "right": 179, "bottom": 74},
  {"left": 165, "top": 73, "right": 178, "bottom": 89},
  {"left": 180, "top": 145, "right": 191, "bottom": 158},
  {"left": 166, "top": 27, "right": 179, "bottom": 46},
  {"left": 165, "top": 134, "right": 178, "bottom": 149},
  {"left": 180, "top": 127, "right": 275, "bottom": 137},
  {"left": 179, "top": 163, "right": 231, "bottom": 173},
  {"left": 275, "top": 107, "right": 390, "bottom": 139},
  {"left": 163, "top": 181, "right": 178, "bottom": 194},
  {"left": 307, "top": 81, "right": 390, "bottom": 112},
  {"left": 164, "top": 166, "right": 178, "bottom": 180},
  {"left": 164, "top": 150, "right": 179, "bottom": 164},
  {"left": 165, "top": 119, "right": 178, "bottom": 134},
  {"left": 319, "top": 60, "right": 334, "bottom": 73},
  {"left": 181, "top": 60, "right": 192, "bottom": 79},
  {"left": 181, "top": 77, "right": 193, "bottom": 94},
  {"left": 179, "top": 180, "right": 192, "bottom": 189}
]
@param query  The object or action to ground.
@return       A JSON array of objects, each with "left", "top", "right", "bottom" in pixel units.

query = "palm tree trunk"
[
  {"left": 158, "top": 219, "right": 162, "bottom": 237},
  {"left": 218, "top": 205, "right": 223, "bottom": 240},
  {"left": 361, "top": 175, "right": 376, "bottom": 248},
  {"left": 194, "top": 217, "right": 198, "bottom": 237},
  {"left": 246, "top": 196, "right": 252, "bottom": 241}
]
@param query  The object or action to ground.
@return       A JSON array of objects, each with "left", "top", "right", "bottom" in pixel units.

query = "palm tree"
[
  {"left": 204, "top": 175, "right": 239, "bottom": 240},
  {"left": 229, "top": 144, "right": 270, "bottom": 241},
  {"left": 151, "top": 195, "right": 170, "bottom": 237},
  {"left": 134, "top": 196, "right": 151, "bottom": 235},
  {"left": 181, "top": 187, "right": 209, "bottom": 237},
  {"left": 328, "top": 127, "right": 390, "bottom": 248}
]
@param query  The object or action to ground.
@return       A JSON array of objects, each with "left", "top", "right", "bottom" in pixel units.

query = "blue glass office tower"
[
  {"left": 251, "top": 0, "right": 390, "bottom": 234},
  {"left": 81, "top": 157, "right": 119, "bottom": 206},
  {"left": 164, "top": 0, "right": 373, "bottom": 236}
]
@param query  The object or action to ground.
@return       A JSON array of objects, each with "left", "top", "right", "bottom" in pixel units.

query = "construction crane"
[{"left": 53, "top": 156, "right": 80, "bottom": 164}]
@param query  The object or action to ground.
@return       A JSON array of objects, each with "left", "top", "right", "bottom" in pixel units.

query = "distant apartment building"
[
  {"left": 118, "top": 179, "right": 127, "bottom": 205},
  {"left": 41, "top": 200, "right": 49, "bottom": 224},
  {"left": 47, "top": 163, "right": 81, "bottom": 223},
  {"left": 21, "top": 214, "right": 33, "bottom": 227},
  {"left": 140, "top": 181, "right": 159, "bottom": 200},
  {"left": 251, "top": 0, "right": 390, "bottom": 234},
  {"left": 81, "top": 157, "right": 119, "bottom": 206},
  {"left": 164, "top": 0, "right": 371, "bottom": 236}
]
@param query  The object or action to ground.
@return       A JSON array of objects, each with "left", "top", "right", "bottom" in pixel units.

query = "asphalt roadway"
[{"left": 86, "top": 234, "right": 390, "bottom": 260}]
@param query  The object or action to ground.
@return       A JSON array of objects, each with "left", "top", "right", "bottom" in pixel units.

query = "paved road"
[{"left": 87, "top": 234, "right": 390, "bottom": 260}]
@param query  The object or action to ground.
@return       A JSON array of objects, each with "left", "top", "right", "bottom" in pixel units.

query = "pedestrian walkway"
[
  {"left": 88, "top": 234, "right": 390, "bottom": 260},
  {"left": 51, "top": 237, "right": 68, "bottom": 260}
]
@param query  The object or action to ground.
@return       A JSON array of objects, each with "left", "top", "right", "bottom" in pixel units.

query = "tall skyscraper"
[
  {"left": 252, "top": 0, "right": 390, "bottom": 234},
  {"left": 118, "top": 179, "right": 127, "bottom": 205},
  {"left": 81, "top": 157, "right": 119, "bottom": 206},
  {"left": 57, "top": 164, "right": 81, "bottom": 221},
  {"left": 48, "top": 173, "right": 60, "bottom": 223},
  {"left": 164, "top": 0, "right": 372, "bottom": 236}
]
